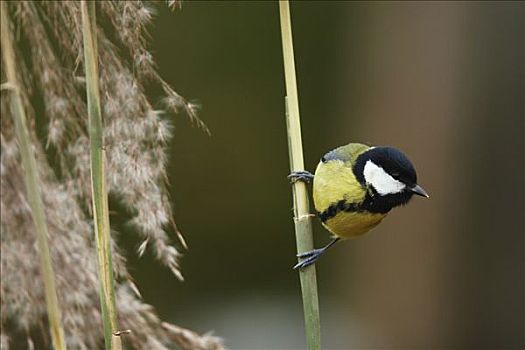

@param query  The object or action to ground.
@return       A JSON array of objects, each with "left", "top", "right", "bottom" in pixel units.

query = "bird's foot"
[
  {"left": 288, "top": 170, "right": 314, "bottom": 183},
  {"left": 293, "top": 250, "right": 323, "bottom": 269},
  {"left": 296, "top": 248, "right": 325, "bottom": 258},
  {"left": 293, "top": 237, "right": 340, "bottom": 270}
]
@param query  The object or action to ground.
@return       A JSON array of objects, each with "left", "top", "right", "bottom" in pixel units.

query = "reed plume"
[{"left": 0, "top": 1, "right": 224, "bottom": 349}]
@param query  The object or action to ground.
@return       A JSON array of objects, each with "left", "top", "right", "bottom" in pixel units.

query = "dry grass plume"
[{"left": 1, "top": 1, "right": 224, "bottom": 349}]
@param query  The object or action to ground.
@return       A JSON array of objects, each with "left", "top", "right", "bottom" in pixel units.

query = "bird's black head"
[{"left": 353, "top": 146, "right": 428, "bottom": 214}]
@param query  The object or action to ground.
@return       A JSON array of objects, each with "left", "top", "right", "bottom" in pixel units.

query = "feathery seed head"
[{"left": 1, "top": 2, "right": 223, "bottom": 348}]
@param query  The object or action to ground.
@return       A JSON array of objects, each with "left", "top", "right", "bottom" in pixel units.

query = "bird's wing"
[
  {"left": 322, "top": 143, "right": 369, "bottom": 167},
  {"left": 313, "top": 143, "right": 370, "bottom": 213}
]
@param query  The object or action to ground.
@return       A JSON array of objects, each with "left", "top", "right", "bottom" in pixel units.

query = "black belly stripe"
[
  {"left": 318, "top": 192, "right": 398, "bottom": 222},
  {"left": 318, "top": 199, "right": 361, "bottom": 223}
]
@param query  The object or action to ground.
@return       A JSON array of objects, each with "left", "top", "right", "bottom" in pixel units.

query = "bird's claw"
[
  {"left": 293, "top": 254, "right": 320, "bottom": 269},
  {"left": 294, "top": 248, "right": 325, "bottom": 269},
  {"left": 296, "top": 248, "right": 324, "bottom": 258},
  {"left": 288, "top": 170, "right": 314, "bottom": 183},
  {"left": 293, "top": 238, "right": 340, "bottom": 269}
]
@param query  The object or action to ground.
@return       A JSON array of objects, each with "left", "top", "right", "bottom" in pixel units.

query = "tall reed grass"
[
  {"left": 0, "top": 2, "right": 225, "bottom": 349},
  {"left": 80, "top": 1, "right": 121, "bottom": 348},
  {"left": 279, "top": 1, "right": 321, "bottom": 349}
]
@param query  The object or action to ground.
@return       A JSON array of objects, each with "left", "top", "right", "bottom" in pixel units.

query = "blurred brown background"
[{"left": 121, "top": 1, "right": 525, "bottom": 349}]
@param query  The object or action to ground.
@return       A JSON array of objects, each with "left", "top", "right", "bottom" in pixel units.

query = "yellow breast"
[
  {"left": 322, "top": 211, "right": 386, "bottom": 239},
  {"left": 312, "top": 159, "right": 387, "bottom": 239}
]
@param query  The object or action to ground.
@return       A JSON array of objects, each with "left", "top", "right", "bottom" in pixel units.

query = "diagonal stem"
[{"left": 0, "top": 3, "right": 67, "bottom": 349}]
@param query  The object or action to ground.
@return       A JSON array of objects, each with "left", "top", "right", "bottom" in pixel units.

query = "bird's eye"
[{"left": 391, "top": 172, "right": 400, "bottom": 180}]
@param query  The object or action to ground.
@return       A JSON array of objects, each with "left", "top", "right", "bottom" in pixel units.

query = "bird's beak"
[{"left": 411, "top": 184, "right": 429, "bottom": 198}]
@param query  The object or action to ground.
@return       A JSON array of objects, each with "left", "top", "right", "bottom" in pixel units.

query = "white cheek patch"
[{"left": 363, "top": 160, "right": 406, "bottom": 196}]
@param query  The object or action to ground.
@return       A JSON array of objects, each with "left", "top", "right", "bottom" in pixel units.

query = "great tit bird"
[{"left": 289, "top": 143, "right": 429, "bottom": 269}]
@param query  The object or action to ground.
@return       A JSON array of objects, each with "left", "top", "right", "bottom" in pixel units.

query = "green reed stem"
[
  {"left": 0, "top": 3, "right": 67, "bottom": 349},
  {"left": 80, "top": 2, "right": 122, "bottom": 349},
  {"left": 279, "top": 1, "right": 321, "bottom": 349}
]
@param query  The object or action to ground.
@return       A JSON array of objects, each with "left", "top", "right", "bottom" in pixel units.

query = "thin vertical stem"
[
  {"left": 80, "top": 2, "right": 122, "bottom": 349},
  {"left": 279, "top": 2, "right": 321, "bottom": 350},
  {"left": 0, "top": 3, "right": 67, "bottom": 350}
]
